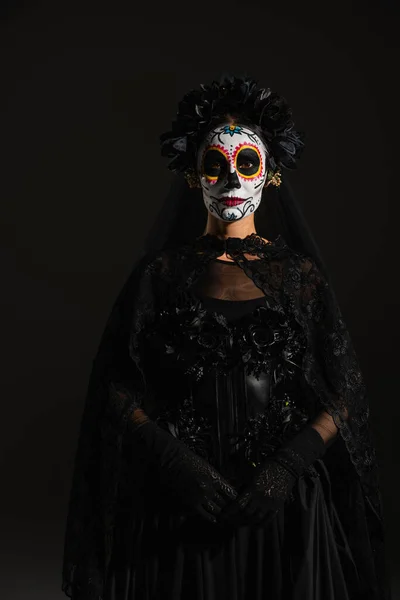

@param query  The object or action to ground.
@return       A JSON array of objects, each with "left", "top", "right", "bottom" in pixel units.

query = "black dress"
[
  {"left": 105, "top": 260, "right": 368, "bottom": 600},
  {"left": 62, "top": 235, "right": 389, "bottom": 600}
]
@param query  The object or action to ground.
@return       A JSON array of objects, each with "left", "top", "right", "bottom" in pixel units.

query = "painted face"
[{"left": 196, "top": 122, "right": 269, "bottom": 222}]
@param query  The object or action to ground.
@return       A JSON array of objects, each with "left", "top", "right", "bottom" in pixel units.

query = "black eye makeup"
[
  {"left": 202, "top": 148, "right": 229, "bottom": 181},
  {"left": 235, "top": 147, "right": 261, "bottom": 177}
]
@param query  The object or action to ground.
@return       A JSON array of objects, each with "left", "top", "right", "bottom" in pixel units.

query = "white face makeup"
[{"left": 196, "top": 122, "right": 269, "bottom": 222}]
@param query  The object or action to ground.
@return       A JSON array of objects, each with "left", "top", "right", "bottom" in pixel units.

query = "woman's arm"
[
  {"left": 310, "top": 408, "right": 348, "bottom": 448},
  {"left": 131, "top": 407, "right": 150, "bottom": 428}
]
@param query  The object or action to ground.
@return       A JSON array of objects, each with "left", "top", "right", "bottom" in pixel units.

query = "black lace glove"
[
  {"left": 221, "top": 425, "right": 326, "bottom": 526},
  {"left": 131, "top": 410, "right": 238, "bottom": 524}
]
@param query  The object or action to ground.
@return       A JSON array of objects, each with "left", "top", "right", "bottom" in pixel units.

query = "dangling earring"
[
  {"left": 184, "top": 168, "right": 201, "bottom": 189},
  {"left": 265, "top": 169, "right": 282, "bottom": 188}
]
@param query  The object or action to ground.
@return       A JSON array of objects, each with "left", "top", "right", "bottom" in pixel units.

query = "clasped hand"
[
  {"left": 167, "top": 448, "right": 295, "bottom": 527},
  {"left": 184, "top": 424, "right": 326, "bottom": 526},
  {"left": 134, "top": 418, "right": 297, "bottom": 527},
  {"left": 220, "top": 458, "right": 297, "bottom": 526}
]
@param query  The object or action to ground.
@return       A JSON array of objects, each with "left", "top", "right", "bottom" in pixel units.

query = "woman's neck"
[
  {"left": 201, "top": 214, "right": 269, "bottom": 261},
  {"left": 202, "top": 214, "right": 258, "bottom": 241}
]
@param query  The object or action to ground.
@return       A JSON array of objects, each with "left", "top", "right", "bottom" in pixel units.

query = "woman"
[{"left": 62, "top": 75, "right": 391, "bottom": 599}]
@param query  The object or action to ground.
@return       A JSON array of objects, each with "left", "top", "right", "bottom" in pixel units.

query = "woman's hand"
[
  {"left": 161, "top": 448, "right": 238, "bottom": 524},
  {"left": 131, "top": 415, "right": 237, "bottom": 524},
  {"left": 220, "top": 459, "right": 295, "bottom": 526},
  {"left": 220, "top": 425, "right": 327, "bottom": 527}
]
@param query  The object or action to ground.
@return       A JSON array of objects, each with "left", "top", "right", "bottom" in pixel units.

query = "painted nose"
[{"left": 224, "top": 170, "right": 241, "bottom": 190}]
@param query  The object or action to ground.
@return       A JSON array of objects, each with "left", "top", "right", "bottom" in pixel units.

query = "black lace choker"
[{"left": 193, "top": 233, "right": 287, "bottom": 256}]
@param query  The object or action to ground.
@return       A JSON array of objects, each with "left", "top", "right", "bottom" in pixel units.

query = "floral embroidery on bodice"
[
  {"left": 141, "top": 292, "right": 312, "bottom": 480},
  {"left": 147, "top": 295, "right": 306, "bottom": 380}
]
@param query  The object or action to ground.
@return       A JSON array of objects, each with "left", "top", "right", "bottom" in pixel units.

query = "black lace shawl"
[{"left": 61, "top": 234, "right": 389, "bottom": 599}]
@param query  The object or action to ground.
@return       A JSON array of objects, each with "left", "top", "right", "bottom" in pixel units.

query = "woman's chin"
[{"left": 215, "top": 206, "right": 244, "bottom": 221}]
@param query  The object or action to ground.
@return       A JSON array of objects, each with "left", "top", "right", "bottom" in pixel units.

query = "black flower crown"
[{"left": 160, "top": 75, "right": 305, "bottom": 178}]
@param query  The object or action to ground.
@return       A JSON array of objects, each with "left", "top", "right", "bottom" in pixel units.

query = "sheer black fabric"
[
  {"left": 144, "top": 177, "right": 332, "bottom": 284},
  {"left": 62, "top": 233, "right": 390, "bottom": 600}
]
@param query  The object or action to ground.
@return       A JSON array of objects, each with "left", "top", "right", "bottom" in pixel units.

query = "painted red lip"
[{"left": 220, "top": 197, "right": 246, "bottom": 206}]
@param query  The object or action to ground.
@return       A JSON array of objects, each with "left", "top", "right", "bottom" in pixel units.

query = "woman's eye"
[
  {"left": 239, "top": 162, "right": 253, "bottom": 169},
  {"left": 203, "top": 148, "right": 228, "bottom": 177}
]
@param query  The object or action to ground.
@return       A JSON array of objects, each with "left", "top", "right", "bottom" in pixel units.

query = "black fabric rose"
[
  {"left": 152, "top": 302, "right": 232, "bottom": 380},
  {"left": 247, "top": 324, "right": 274, "bottom": 350},
  {"left": 160, "top": 75, "right": 305, "bottom": 177},
  {"left": 237, "top": 306, "right": 288, "bottom": 377}
]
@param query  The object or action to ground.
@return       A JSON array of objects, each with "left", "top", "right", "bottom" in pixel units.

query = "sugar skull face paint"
[{"left": 196, "top": 122, "right": 269, "bottom": 222}]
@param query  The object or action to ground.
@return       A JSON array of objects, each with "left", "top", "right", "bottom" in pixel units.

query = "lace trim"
[{"left": 192, "top": 232, "right": 288, "bottom": 257}]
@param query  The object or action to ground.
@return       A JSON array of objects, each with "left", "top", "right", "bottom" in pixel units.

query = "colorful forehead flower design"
[
  {"left": 222, "top": 124, "right": 243, "bottom": 136},
  {"left": 210, "top": 124, "right": 259, "bottom": 146}
]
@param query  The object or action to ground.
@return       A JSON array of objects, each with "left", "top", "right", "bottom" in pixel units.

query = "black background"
[{"left": 6, "top": 0, "right": 399, "bottom": 597}]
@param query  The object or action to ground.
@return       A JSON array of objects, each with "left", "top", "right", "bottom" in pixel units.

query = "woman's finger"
[
  {"left": 212, "top": 491, "right": 227, "bottom": 509},
  {"left": 217, "top": 480, "right": 238, "bottom": 501},
  {"left": 196, "top": 504, "right": 218, "bottom": 524},
  {"left": 237, "top": 491, "right": 252, "bottom": 511},
  {"left": 204, "top": 498, "right": 222, "bottom": 516}
]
